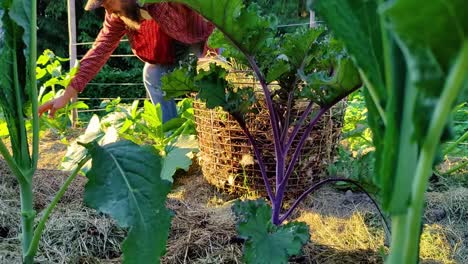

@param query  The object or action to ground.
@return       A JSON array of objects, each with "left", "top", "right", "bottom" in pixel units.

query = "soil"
[{"left": 0, "top": 131, "right": 466, "bottom": 263}]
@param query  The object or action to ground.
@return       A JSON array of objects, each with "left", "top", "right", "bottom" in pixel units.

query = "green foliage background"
[{"left": 37, "top": 0, "right": 144, "bottom": 103}]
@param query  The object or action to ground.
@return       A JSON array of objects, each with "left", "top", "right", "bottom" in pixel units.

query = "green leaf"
[
  {"left": 0, "top": 3, "right": 33, "bottom": 169},
  {"left": 281, "top": 28, "right": 325, "bottom": 69},
  {"left": 314, "top": 0, "right": 385, "bottom": 95},
  {"left": 161, "top": 135, "right": 198, "bottom": 182},
  {"left": 314, "top": 0, "right": 398, "bottom": 211},
  {"left": 61, "top": 115, "right": 118, "bottom": 172},
  {"left": 83, "top": 140, "right": 172, "bottom": 264},
  {"left": 196, "top": 64, "right": 229, "bottom": 109},
  {"left": 232, "top": 199, "right": 310, "bottom": 264},
  {"left": 300, "top": 56, "right": 361, "bottom": 106},
  {"left": 9, "top": 0, "right": 32, "bottom": 62},
  {"left": 142, "top": 100, "right": 164, "bottom": 139},
  {"left": 161, "top": 64, "right": 198, "bottom": 99},
  {"left": 379, "top": 0, "right": 468, "bottom": 212},
  {"left": 265, "top": 59, "right": 290, "bottom": 84},
  {"left": 314, "top": 0, "right": 387, "bottom": 152},
  {"left": 382, "top": 0, "right": 468, "bottom": 140}
]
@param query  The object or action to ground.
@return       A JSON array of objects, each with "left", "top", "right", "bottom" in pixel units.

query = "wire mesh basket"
[{"left": 193, "top": 70, "right": 346, "bottom": 197}]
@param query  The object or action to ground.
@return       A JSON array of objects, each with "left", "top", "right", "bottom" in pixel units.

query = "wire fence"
[
  {"left": 70, "top": 21, "right": 466, "bottom": 166},
  {"left": 72, "top": 20, "right": 319, "bottom": 116}
]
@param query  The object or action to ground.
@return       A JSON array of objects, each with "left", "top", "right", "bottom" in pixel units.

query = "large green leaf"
[
  {"left": 83, "top": 140, "right": 172, "bottom": 264},
  {"left": 382, "top": 0, "right": 468, "bottom": 136},
  {"left": 0, "top": 2, "right": 32, "bottom": 167},
  {"left": 314, "top": 0, "right": 402, "bottom": 211},
  {"left": 233, "top": 199, "right": 310, "bottom": 264},
  {"left": 382, "top": 0, "right": 467, "bottom": 85},
  {"left": 61, "top": 115, "right": 119, "bottom": 172},
  {"left": 160, "top": 55, "right": 199, "bottom": 99},
  {"left": 313, "top": 0, "right": 387, "bottom": 159},
  {"left": 380, "top": 0, "right": 468, "bottom": 213},
  {"left": 142, "top": 0, "right": 273, "bottom": 55}
]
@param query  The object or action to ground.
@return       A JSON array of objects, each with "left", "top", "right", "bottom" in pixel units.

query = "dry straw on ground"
[{"left": 0, "top": 127, "right": 466, "bottom": 263}]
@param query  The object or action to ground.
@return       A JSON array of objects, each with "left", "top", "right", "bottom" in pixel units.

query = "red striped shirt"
[{"left": 70, "top": 3, "right": 214, "bottom": 93}]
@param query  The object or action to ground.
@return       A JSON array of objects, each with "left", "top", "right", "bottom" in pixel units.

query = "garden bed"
[{"left": 0, "top": 131, "right": 466, "bottom": 263}]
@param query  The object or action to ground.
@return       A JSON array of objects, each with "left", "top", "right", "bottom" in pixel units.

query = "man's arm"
[
  {"left": 39, "top": 12, "right": 127, "bottom": 117},
  {"left": 69, "top": 12, "right": 127, "bottom": 93}
]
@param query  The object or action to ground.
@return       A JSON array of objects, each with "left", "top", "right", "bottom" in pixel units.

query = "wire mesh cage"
[{"left": 193, "top": 70, "right": 346, "bottom": 197}]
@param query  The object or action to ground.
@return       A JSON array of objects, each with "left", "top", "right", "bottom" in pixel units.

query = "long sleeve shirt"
[{"left": 69, "top": 3, "right": 214, "bottom": 93}]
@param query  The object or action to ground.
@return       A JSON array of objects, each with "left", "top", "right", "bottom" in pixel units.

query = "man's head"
[{"left": 85, "top": 0, "right": 142, "bottom": 30}]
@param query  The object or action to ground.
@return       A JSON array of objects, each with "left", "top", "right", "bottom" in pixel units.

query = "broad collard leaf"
[
  {"left": 61, "top": 115, "right": 118, "bottom": 172},
  {"left": 314, "top": 0, "right": 387, "bottom": 161},
  {"left": 142, "top": 0, "right": 274, "bottom": 55},
  {"left": 232, "top": 199, "right": 310, "bottom": 264},
  {"left": 9, "top": 0, "right": 32, "bottom": 63},
  {"left": 84, "top": 140, "right": 172, "bottom": 264},
  {"left": 377, "top": 0, "right": 468, "bottom": 213}
]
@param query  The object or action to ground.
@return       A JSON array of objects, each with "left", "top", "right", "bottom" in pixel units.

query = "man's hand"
[{"left": 38, "top": 87, "right": 78, "bottom": 117}]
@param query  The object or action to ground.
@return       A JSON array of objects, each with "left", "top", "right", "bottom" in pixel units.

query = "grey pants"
[{"left": 143, "top": 42, "right": 203, "bottom": 123}]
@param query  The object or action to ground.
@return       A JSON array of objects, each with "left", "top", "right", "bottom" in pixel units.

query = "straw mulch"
[{"left": 0, "top": 130, "right": 465, "bottom": 263}]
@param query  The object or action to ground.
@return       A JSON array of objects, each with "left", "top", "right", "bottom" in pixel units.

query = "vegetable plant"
[
  {"left": 144, "top": 0, "right": 385, "bottom": 262},
  {"left": 0, "top": 2, "right": 179, "bottom": 263},
  {"left": 62, "top": 98, "right": 198, "bottom": 183},
  {"left": 313, "top": 0, "right": 468, "bottom": 263},
  {"left": 36, "top": 49, "right": 88, "bottom": 136}
]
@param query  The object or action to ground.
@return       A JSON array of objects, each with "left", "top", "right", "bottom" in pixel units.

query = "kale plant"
[
  {"left": 1, "top": 2, "right": 174, "bottom": 262},
  {"left": 144, "top": 0, "right": 378, "bottom": 262}
]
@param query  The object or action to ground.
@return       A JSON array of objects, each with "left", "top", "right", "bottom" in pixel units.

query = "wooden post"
[
  {"left": 68, "top": 0, "right": 78, "bottom": 127},
  {"left": 309, "top": 10, "right": 316, "bottom": 28}
]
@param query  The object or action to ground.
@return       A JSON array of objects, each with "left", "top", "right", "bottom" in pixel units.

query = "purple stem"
[
  {"left": 246, "top": 56, "right": 288, "bottom": 224},
  {"left": 246, "top": 56, "right": 283, "bottom": 155},
  {"left": 284, "top": 101, "right": 315, "bottom": 153},
  {"left": 237, "top": 120, "right": 275, "bottom": 202},
  {"left": 280, "top": 91, "right": 293, "bottom": 146},
  {"left": 271, "top": 107, "right": 329, "bottom": 224},
  {"left": 281, "top": 107, "right": 330, "bottom": 188},
  {"left": 246, "top": 56, "right": 285, "bottom": 186},
  {"left": 278, "top": 178, "right": 390, "bottom": 236}
]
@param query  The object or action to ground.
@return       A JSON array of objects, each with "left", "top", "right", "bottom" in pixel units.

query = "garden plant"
[
  {"left": 313, "top": 0, "right": 467, "bottom": 263},
  {"left": 0, "top": 1, "right": 192, "bottom": 263},
  {"left": 36, "top": 49, "right": 89, "bottom": 136}
]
